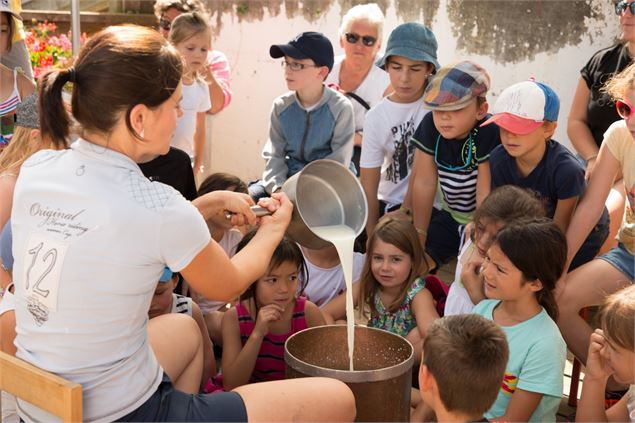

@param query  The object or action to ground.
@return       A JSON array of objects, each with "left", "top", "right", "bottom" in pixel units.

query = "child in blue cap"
[
  {"left": 360, "top": 22, "right": 439, "bottom": 236},
  {"left": 409, "top": 60, "right": 500, "bottom": 271},
  {"left": 482, "top": 79, "right": 609, "bottom": 271},
  {"left": 248, "top": 31, "right": 355, "bottom": 200},
  {"left": 149, "top": 267, "right": 216, "bottom": 391}
]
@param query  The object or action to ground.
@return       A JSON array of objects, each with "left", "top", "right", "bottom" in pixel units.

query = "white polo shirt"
[{"left": 11, "top": 139, "right": 210, "bottom": 422}]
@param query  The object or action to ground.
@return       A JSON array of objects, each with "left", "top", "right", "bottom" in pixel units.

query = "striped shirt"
[
  {"left": 411, "top": 113, "right": 500, "bottom": 224},
  {"left": 0, "top": 69, "right": 21, "bottom": 147},
  {"left": 170, "top": 293, "right": 193, "bottom": 316},
  {"left": 236, "top": 297, "right": 307, "bottom": 383}
]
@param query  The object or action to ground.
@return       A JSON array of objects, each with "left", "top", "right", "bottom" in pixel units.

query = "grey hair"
[{"left": 339, "top": 3, "right": 385, "bottom": 44}]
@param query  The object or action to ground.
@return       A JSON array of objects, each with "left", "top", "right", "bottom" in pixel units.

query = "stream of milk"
[{"left": 310, "top": 224, "right": 357, "bottom": 371}]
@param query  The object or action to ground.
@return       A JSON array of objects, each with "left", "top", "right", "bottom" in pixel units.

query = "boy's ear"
[
  {"left": 542, "top": 121, "right": 557, "bottom": 140},
  {"left": 419, "top": 364, "right": 433, "bottom": 392},
  {"left": 476, "top": 100, "right": 489, "bottom": 120},
  {"left": 318, "top": 66, "right": 330, "bottom": 80}
]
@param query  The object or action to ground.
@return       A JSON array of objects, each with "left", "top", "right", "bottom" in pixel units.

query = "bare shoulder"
[{"left": 303, "top": 299, "right": 326, "bottom": 326}]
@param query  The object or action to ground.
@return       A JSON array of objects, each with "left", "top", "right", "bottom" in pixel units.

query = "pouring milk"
[{"left": 310, "top": 224, "right": 357, "bottom": 371}]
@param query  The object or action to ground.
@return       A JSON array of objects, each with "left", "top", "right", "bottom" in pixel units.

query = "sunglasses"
[
  {"left": 615, "top": 1, "right": 635, "bottom": 15},
  {"left": 345, "top": 32, "right": 377, "bottom": 47},
  {"left": 158, "top": 18, "right": 171, "bottom": 31},
  {"left": 616, "top": 99, "right": 635, "bottom": 120}
]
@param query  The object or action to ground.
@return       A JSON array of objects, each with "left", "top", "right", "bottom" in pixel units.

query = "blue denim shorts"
[
  {"left": 118, "top": 373, "right": 247, "bottom": 422},
  {"left": 599, "top": 243, "right": 635, "bottom": 281}
]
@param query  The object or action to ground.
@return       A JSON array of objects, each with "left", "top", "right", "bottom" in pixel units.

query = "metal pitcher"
[{"left": 254, "top": 160, "right": 368, "bottom": 249}]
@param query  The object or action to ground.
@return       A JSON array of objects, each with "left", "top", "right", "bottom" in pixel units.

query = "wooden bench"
[{"left": 0, "top": 350, "right": 82, "bottom": 422}]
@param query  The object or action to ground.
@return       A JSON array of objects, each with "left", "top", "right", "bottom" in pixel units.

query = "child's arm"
[
  {"left": 475, "top": 161, "right": 491, "bottom": 207},
  {"left": 552, "top": 196, "right": 578, "bottom": 234},
  {"left": 262, "top": 104, "right": 290, "bottom": 193},
  {"left": 0, "top": 310, "right": 17, "bottom": 356},
  {"left": 567, "top": 79, "right": 599, "bottom": 180},
  {"left": 321, "top": 282, "right": 361, "bottom": 324},
  {"left": 360, "top": 166, "right": 381, "bottom": 236},
  {"left": 192, "top": 112, "right": 206, "bottom": 176},
  {"left": 191, "top": 301, "right": 216, "bottom": 388},
  {"left": 410, "top": 288, "right": 439, "bottom": 341},
  {"left": 410, "top": 150, "right": 438, "bottom": 247},
  {"left": 492, "top": 389, "right": 543, "bottom": 422},
  {"left": 461, "top": 260, "right": 486, "bottom": 306},
  {"left": 577, "top": 329, "right": 629, "bottom": 422},
  {"left": 303, "top": 300, "right": 326, "bottom": 327},
  {"left": 566, "top": 142, "right": 619, "bottom": 265},
  {"left": 221, "top": 303, "right": 285, "bottom": 390},
  {"left": 324, "top": 100, "right": 355, "bottom": 167}
]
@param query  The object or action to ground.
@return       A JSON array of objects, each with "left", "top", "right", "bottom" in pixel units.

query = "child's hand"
[
  {"left": 585, "top": 329, "right": 613, "bottom": 381},
  {"left": 253, "top": 303, "right": 285, "bottom": 338}
]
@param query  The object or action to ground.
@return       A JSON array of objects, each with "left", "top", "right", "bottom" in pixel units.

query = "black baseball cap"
[{"left": 270, "top": 31, "right": 334, "bottom": 72}]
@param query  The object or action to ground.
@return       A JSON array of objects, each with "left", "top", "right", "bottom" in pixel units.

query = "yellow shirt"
[{"left": 604, "top": 120, "right": 635, "bottom": 255}]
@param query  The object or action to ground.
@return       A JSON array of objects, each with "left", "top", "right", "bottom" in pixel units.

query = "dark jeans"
[{"left": 569, "top": 207, "right": 610, "bottom": 271}]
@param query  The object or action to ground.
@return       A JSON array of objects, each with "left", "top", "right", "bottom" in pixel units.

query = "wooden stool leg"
[{"left": 567, "top": 308, "right": 589, "bottom": 407}]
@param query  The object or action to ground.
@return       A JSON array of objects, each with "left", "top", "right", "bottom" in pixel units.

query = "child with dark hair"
[
  {"left": 416, "top": 314, "right": 509, "bottom": 422},
  {"left": 475, "top": 218, "right": 567, "bottom": 421},
  {"left": 445, "top": 185, "right": 545, "bottom": 315},
  {"left": 193, "top": 172, "right": 248, "bottom": 345},
  {"left": 220, "top": 230, "right": 325, "bottom": 390},
  {"left": 482, "top": 79, "right": 609, "bottom": 271}
]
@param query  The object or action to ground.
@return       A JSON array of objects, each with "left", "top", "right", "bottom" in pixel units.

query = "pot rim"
[{"left": 284, "top": 324, "right": 414, "bottom": 383}]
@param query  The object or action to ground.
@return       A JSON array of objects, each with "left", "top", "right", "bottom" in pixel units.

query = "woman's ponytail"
[{"left": 39, "top": 67, "right": 75, "bottom": 145}]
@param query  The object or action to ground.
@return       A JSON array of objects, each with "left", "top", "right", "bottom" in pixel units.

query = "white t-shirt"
[
  {"left": 302, "top": 248, "right": 365, "bottom": 307},
  {"left": 11, "top": 139, "right": 210, "bottom": 422},
  {"left": 325, "top": 55, "right": 390, "bottom": 133},
  {"left": 196, "top": 228, "right": 243, "bottom": 314},
  {"left": 171, "top": 80, "right": 212, "bottom": 158},
  {"left": 360, "top": 96, "right": 428, "bottom": 206},
  {"left": 444, "top": 238, "right": 478, "bottom": 316}
]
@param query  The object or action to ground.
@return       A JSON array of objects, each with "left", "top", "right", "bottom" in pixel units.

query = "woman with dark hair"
[{"left": 10, "top": 25, "right": 355, "bottom": 422}]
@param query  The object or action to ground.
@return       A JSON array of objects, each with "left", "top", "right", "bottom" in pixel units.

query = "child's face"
[
  {"left": 0, "top": 13, "right": 10, "bottom": 54},
  {"left": 621, "top": 88, "right": 635, "bottom": 139},
  {"left": 432, "top": 99, "right": 488, "bottom": 140},
  {"left": 282, "top": 56, "right": 326, "bottom": 92},
  {"left": 602, "top": 335, "right": 635, "bottom": 384},
  {"left": 499, "top": 122, "right": 556, "bottom": 159},
  {"left": 158, "top": 7, "right": 181, "bottom": 39},
  {"left": 386, "top": 56, "right": 433, "bottom": 104},
  {"left": 175, "top": 32, "right": 210, "bottom": 74},
  {"left": 474, "top": 218, "right": 505, "bottom": 258},
  {"left": 370, "top": 239, "right": 412, "bottom": 290},
  {"left": 255, "top": 260, "right": 299, "bottom": 309},
  {"left": 149, "top": 278, "right": 177, "bottom": 319},
  {"left": 480, "top": 244, "right": 540, "bottom": 301}
]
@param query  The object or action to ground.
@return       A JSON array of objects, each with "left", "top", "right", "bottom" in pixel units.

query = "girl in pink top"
[{"left": 220, "top": 231, "right": 325, "bottom": 389}]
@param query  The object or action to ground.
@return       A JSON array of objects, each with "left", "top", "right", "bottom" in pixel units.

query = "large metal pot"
[
  {"left": 277, "top": 159, "right": 367, "bottom": 249},
  {"left": 285, "top": 325, "right": 414, "bottom": 422}
]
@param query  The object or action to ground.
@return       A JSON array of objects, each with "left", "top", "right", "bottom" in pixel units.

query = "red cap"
[{"left": 481, "top": 113, "right": 543, "bottom": 135}]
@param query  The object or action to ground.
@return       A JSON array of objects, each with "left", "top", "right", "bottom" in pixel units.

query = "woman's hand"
[
  {"left": 193, "top": 190, "right": 256, "bottom": 227},
  {"left": 252, "top": 303, "right": 284, "bottom": 338},
  {"left": 585, "top": 329, "right": 613, "bottom": 381}
]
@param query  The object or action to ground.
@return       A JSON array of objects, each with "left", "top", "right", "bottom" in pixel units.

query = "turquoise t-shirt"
[{"left": 473, "top": 300, "right": 566, "bottom": 422}]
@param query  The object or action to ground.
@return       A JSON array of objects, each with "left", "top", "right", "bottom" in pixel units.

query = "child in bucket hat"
[
  {"left": 483, "top": 79, "right": 609, "bottom": 271},
  {"left": 408, "top": 60, "right": 500, "bottom": 271},
  {"left": 360, "top": 22, "right": 440, "bottom": 236}
]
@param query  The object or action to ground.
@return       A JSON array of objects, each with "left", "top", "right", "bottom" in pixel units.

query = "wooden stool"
[
  {"left": 568, "top": 308, "right": 590, "bottom": 407},
  {"left": 0, "top": 350, "right": 82, "bottom": 422}
]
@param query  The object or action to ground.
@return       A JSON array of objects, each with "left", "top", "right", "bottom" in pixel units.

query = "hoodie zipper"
[{"left": 299, "top": 110, "right": 310, "bottom": 162}]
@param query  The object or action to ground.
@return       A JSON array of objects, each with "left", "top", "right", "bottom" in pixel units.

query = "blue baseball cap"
[
  {"left": 481, "top": 79, "right": 560, "bottom": 135},
  {"left": 270, "top": 31, "right": 335, "bottom": 72},
  {"left": 159, "top": 266, "right": 173, "bottom": 283},
  {"left": 376, "top": 23, "right": 440, "bottom": 72}
]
